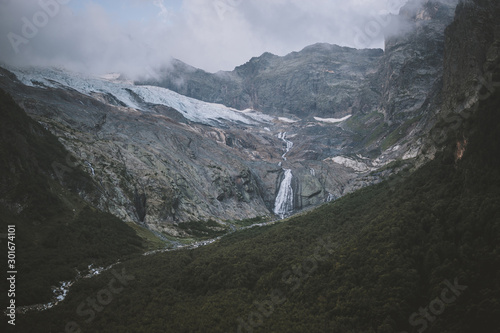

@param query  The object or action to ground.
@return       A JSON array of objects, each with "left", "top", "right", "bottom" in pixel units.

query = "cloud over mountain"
[{"left": 0, "top": 0, "right": 408, "bottom": 76}]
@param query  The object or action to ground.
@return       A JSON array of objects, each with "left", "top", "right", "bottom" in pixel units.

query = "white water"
[
  {"left": 85, "top": 161, "right": 95, "bottom": 176},
  {"left": 273, "top": 132, "right": 295, "bottom": 218},
  {"left": 277, "top": 132, "right": 294, "bottom": 161},
  {"left": 273, "top": 168, "right": 294, "bottom": 219},
  {"left": 13, "top": 263, "right": 116, "bottom": 314}
]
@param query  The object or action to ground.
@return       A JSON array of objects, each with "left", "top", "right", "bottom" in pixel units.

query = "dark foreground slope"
[
  {"left": 0, "top": 89, "right": 146, "bottom": 308},
  {"left": 15, "top": 91, "right": 500, "bottom": 332}
]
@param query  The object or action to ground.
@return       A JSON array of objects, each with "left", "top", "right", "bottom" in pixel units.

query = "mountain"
[
  {"left": 0, "top": 0, "right": 461, "bottom": 233},
  {"left": 18, "top": 91, "right": 500, "bottom": 332},
  {"left": 2, "top": 0, "right": 500, "bottom": 331},
  {"left": 11, "top": 0, "right": 500, "bottom": 331},
  {"left": 139, "top": 45, "right": 383, "bottom": 119},
  {"left": 0, "top": 67, "right": 278, "bottom": 231},
  {"left": 140, "top": 0, "right": 459, "bottom": 149}
]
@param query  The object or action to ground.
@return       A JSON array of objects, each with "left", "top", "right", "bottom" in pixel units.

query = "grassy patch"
[
  {"left": 126, "top": 222, "right": 168, "bottom": 250},
  {"left": 230, "top": 215, "right": 268, "bottom": 227},
  {"left": 176, "top": 219, "right": 229, "bottom": 239},
  {"left": 381, "top": 115, "right": 422, "bottom": 150}
]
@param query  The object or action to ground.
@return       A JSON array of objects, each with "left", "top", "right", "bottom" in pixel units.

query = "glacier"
[{"left": 7, "top": 66, "right": 273, "bottom": 127}]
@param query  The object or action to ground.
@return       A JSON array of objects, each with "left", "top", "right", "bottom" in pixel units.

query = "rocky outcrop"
[
  {"left": 442, "top": 0, "right": 500, "bottom": 114},
  {"left": 372, "top": 0, "right": 458, "bottom": 124},
  {"left": 332, "top": 0, "right": 460, "bottom": 169}
]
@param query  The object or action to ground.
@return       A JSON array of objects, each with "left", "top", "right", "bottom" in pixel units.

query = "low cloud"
[
  {"left": 0, "top": 0, "right": 410, "bottom": 77},
  {"left": 0, "top": 0, "right": 172, "bottom": 78}
]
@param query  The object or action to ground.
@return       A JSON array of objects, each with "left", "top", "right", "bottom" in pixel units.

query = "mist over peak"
[{"left": 0, "top": 0, "right": 434, "bottom": 78}]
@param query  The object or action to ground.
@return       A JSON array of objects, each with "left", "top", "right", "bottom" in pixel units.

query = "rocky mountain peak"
[
  {"left": 368, "top": 0, "right": 458, "bottom": 130},
  {"left": 399, "top": 0, "right": 457, "bottom": 19},
  {"left": 139, "top": 43, "right": 383, "bottom": 119}
]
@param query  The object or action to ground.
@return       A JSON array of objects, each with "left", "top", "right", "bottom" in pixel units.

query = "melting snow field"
[
  {"left": 8, "top": 66, "right": 273, "bottom": 126},
  {"left": 314, "top": 115, "right": 352, "bottom": 123},
  {"left": 331, "top": 156, "right": 373, "bottom": 172}
]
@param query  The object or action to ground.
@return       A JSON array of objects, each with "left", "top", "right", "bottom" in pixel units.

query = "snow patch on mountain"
[
  {"left": 331, "top": 156, "right": 372, "bottom": 172},
  {"left": 314, "top": 115, "right": 352, "bottom": 123},
  {"left": 403, "top": 146, "right": 420, "bottom": 160},
  {"left": 277, "top": 117, "right": 298, "bottom": 123},
  {"left": 329, "top": 152, "right": 397, "bottom": 173}
]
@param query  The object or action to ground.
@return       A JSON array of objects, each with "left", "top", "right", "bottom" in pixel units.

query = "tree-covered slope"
[{"left": 15, "top": 91, "right": 500, "bottom": 332}]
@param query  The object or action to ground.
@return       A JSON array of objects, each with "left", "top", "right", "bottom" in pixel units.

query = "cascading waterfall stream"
[
  {"left": 85, "top": 161, "right": 95, "bottom": 176},
  {"left": 273, "top": 168, "right": 294, "bottom": 219},
  {"left": 274, "top": 132, "right": 294, "bottom": 218},
  {"left": 277, "top": 131, "right": 294, "bottom": 161}
]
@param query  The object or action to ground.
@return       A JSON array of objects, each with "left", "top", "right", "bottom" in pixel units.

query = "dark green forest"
[{"left": 5, "top": 88, "right": 499, "bottom": 332}]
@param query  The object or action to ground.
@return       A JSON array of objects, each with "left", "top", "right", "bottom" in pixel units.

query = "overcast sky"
[{"left": 0, "top": 0, "right": 409, "bottom": 76}]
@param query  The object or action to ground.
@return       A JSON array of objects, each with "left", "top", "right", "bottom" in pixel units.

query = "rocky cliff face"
[
  {"left": 341, "top": 0, "right": 459, "bottom": 163},
  {"left": 373, "top": 0, "right": 458, "bottom": 124},
  {"left": 0, "top": 68, "right": 281, "bottom": 235},
  {"left": 442, "top": 0, "right": 500, "bottom": 114},
  {"left": 421, "top": 0, "right": 500, "bottom": 154}
]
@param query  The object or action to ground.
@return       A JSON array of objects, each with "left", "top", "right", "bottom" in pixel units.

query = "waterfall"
[
  {"left": 273, "top": 169, "right": 294, "bottom": 219},
  {"left": 85, "top": 161, "right": 95, "bottom": 176},
  {"left": 277, "top": 132, "right": 293, "bottom": 161},
  {"left": 274, "top": 132, "right": 294, "bottom": 218}
]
